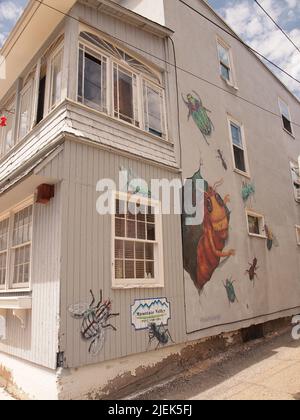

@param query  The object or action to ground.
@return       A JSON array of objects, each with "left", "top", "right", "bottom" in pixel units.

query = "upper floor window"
[
  {"left": 217, "top": 40, "right": 233, "bottom": 84},
  {"left": 49, "top": 47, "right": 63, "bottom": 112},
  {"left": 228, "top": 117, "right": 249, "bottom": 175},
  {"left": 279, "top": 99, "right": 293, "bottom": 135},
  {"left": 78, "top": 31, "right": 167, "bottom": 140},
  {"left": 18, "top": 80, "right": 33, "bottom": 140},
  {"left": 246, "top": 210, "right": 265, "bottom": 238}
]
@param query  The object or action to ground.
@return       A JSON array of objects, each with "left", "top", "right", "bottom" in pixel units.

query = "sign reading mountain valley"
[{"left": 131, "top": 298, "right": 171, "bottom": 331}]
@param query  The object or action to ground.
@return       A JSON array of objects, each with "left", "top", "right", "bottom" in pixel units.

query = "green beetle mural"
[
  {"left": 182, "top": 91, "right": 214, "bottom": 145},
  {"left": 224, "top": 278, "right": 238, "bottom": 304}
]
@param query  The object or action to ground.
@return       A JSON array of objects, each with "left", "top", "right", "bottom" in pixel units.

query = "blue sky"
[{"left": 0, "top": 0, "right": 300, "bottom": 97}]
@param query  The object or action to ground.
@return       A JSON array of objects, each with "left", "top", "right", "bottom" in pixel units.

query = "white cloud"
[
  {"left": 219, "top": 0, "right": 300, "bottom": 97},
  {"left": 0, "top": 1, "right": 23, "bottom": 22}
]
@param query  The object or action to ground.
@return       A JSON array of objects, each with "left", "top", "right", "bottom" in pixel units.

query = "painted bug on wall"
[
  {"left": 224, "top": 278, "right": 238, "bottom": 304},
  {"left": 69, "top": 290, "right": 119, "bottom": 355},
  {"left": 182, "top": 91, "right": 214, "bottom": 145},
  {"left": 147, "top": 323, "right": 174, "bottom": 350},
  {"left": 242, "top": 181, "right": 255, "bottom": 203},
  {"left": 264, "top": 224, "right": 279, "bottom": 251},
  {"left": 197, "top": 179, "right": 235, "bottom": 290},
  {"left": 216, "top": 149, "right": 228, "bottom": 171},
  {"left": 245, "top": 258, "right": 259, "bottom": 285}
]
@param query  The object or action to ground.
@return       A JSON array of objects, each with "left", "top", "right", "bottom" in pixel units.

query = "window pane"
[
  {"left": 80, "top": 50, "right": 107, "bottom": 112},
  {"left": 2, "top": 110, "right": 14, "bottom": 155},
  {"left": 279, "top": 100, "right": 290, "bottom": 120},
  {"left": 0, "top": 218, "right": 9, "bottom": 252},
  {"left": 282, "top": 116, "right": 293, "bottom": 134},
  {"left": 147, "top": 223, "right": 155, "bottom": 241},
  {"left": 230, "top": 123, "right": 243, "bottom": 148},
  {"left": 0, "top": 252, "right": 7, "bottom": 286},
  {"left": 233, "top": 146, "right": 246, "bottom": 172},
  {"left": 144, "top": 82, "right": 164, "bottom": 137},
  {"left": 146, "top": 261, "right": 154, "bottom": 278},
  {"left": 50, "top": 50, "right": 63, "bottom": 110},
  {"left": 136, "top": 261, "right": 145, "bottom": 279},
  {"left": 248, "top": 215, "right": 260, "bottom": 235},
  {"left": 221, "top": 63, "right": 230, "bottom": 81},
  {"left": 18, "top": 83, "right": 32, "bottom": 140},
  {"left": 115, "top": 260, "right": 124, "bottom": 279},
  {"left": 218, "top": 44, "right": 230, "bottom": 67},
  {"left": 13, "top": 205, "right": 33, "bottom": 246},
  {"left": 12, "top": 244, "right": 31, "bottom": 285},
  {"left": 114, "top": 65, "right": 138, "bottom": 125},
  {"left": 115, "top": 218, "right": 125, "bottom": 237}
]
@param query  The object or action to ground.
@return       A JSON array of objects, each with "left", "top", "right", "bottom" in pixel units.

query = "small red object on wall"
[
  {"left": 0, "top": 116, "right": 7, "bottom": 127},
  {"left": 36, "top": 184, "right": 55, "bottom": 204}
]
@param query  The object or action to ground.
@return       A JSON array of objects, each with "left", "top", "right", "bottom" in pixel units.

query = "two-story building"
[{"left": 0, "top": 0, "right": 299, "bottom": 400}]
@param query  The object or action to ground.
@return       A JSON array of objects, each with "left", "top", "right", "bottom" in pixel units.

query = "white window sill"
[
  {"left": 220, "top": 76, "right": 239, "bottom": 91},
  {"left": 248, "top": 233, "right": 267, "bottom": 240},
  {"left": 233, "top": 168, "right": 251, "bottom": 179},
  {"left": 112, "top": 282, "right": 164, "bottom": 290},
  {"left": 0, "top": 296, "right": 32, "bottom": 310},
  {"left": 283, "top": 128, "right": 295, "bottom": 139}
]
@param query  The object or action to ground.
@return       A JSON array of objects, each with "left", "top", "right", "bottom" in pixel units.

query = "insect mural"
[
  {"left": 182, "top": 91, "right": 214, "bottom": 145},
  {"left": 69, "top": 290, "right": 119, "bottom": 356},
  {"left": 216, "top": 149, "right": 228, "bottom": 171},
  {"left": 182, "top": 170, "right": 235, "bottom": 293},
  {"left": 242, "top": 181, "right": 255, "bottom": 203},
  {"left": 224, "top": 278, "right": 238, "bottom": 304},
  {"left": 245, "top": 258, "right": 259, "bottom": 286},
  {"left": 264, "top": 224, "right": 279, "bottom": 251},
  {"left": 147, "top": 322, "right": 174, "bottom": 350}
]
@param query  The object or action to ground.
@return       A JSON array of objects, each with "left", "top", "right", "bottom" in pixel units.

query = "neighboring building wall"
[{"left": 163, "top": 0, "right": 300, "bottom": 338}]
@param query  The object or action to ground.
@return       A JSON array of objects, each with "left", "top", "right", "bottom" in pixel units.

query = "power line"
[
  {"left": 1, "top": 0, "right": 300, "bottom": 129},
  {"left": 179, "top": 0, "right": 300, "bottom": 85},
  {"left": 254, "top": 0, "right": 300, "bottom": 55}
]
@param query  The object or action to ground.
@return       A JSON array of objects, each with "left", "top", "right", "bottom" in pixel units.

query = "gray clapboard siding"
[
  {"left": 0, "top": 174, "right": 62, "bottom": 369},
  {"left": 59, "top": 140, "right": 185, "bottom": 368}
]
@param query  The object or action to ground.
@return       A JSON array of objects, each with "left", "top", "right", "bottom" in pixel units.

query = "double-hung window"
[
  {"left": 77, "top": 31, "right": 167, "bottom": 140},
  {"left": 112, "top": 193, "right": 164, "bottom": 289},
  {"left": 78, "top": 44, "right": 107, "bottom": 112},
  {"left": 0, "top": 200, "right": 33, "bottom": 291},
  {"left": 228, "top": 118, "right": 249, "bottom": 175},
  {"left": 217, "top": 41, "right": 233, "bottom": 83},
  {"left": 18, "top": 81, "right": 33, "bottom": 140},
  {"left": 279, "top": 99, "right": 293, "bottom": 135}
]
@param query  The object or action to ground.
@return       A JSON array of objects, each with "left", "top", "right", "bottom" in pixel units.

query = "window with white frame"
[
  {"left": 0, "top": 200, "right": 33, "bottom": 291},
  {"left": 228, "top": 119, "right": 248, "bottom": 174},
  {"left": 18, "top": 81, "right": 33, "bottom": 140},
  {"left": 78, "top": 44, "right": 107, "bottom": 112},
  {"left": 112, "top": 193, "right": 164, "bottom": 289},
  {"left": 246, "top": 210, "right": 265, "bottom": 237},
  {"left": 77, "top": 31, "right": 167, "bottom": 139},
  {"left": 296, "top": 226, "right": 300, "bottom": 245},
  {"left": 279, "top": 99, "right": 293, "bottom": 135},
  {"left": 217, "top": 41, "right": 233, "bottom": 83},
  {"left": 49, "top": 47, "right": 63, "bottom": 112},
  {"left": 290, "top": 161, "right": 300, "bottom": 201},
  {"left": 0, "top": 100, "right": 15, "bottom": 156}
]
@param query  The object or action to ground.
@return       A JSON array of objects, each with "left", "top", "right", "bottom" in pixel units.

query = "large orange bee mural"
[{"left": 182, "top": 170, "right": 235, "bottom": 292}]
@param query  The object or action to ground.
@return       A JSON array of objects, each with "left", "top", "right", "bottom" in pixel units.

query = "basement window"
[
  {"left": 112, "top": 192, "right": 164, "bottom": 289},
  {"left": 279, "top": 99, "right": 293, "bottom": 135},
  {"left": 246, "top": 210, "right": 266, "bottom": 238}
]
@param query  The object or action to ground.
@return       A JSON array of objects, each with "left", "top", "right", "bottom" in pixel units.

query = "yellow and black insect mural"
[{"left": 182, "top": 170, "right": 235, "bottom": 292}]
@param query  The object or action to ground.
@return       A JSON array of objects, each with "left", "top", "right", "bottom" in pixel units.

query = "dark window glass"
[
  {"left": 233, "top": 145, "right": 246, "bottom": 173},
  {"left": 36, "top": 76, "right": 46, "bottom": 124}
]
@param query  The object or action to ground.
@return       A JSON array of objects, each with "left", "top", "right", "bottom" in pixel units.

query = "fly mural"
[
  {"left": 224, "top": 278, "right": 238, "bottom": 304},
  {"left": 182, "top": 91, "right": 214, "bottom": 145},
  {"left": 69, "top": 290, "right": 119, "bottom": 355},
  {"left": 182, "top": 169, "right": 235, "bottom": 293}
]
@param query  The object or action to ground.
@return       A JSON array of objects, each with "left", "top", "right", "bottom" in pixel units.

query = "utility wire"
[
  {"left": 254, "top": 0, "right": 300, "bottom": 55},
  {"left": 179, "top": 0, "right": 300, "bottom": 85},
  {"left": 1, "top": 0, "right": 300, "bottom": 129}
]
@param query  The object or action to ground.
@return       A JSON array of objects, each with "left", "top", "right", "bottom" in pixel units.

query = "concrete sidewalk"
[
  {"left": 135, "top": 330, "right": 300, "bottom": 401},
  {"left": 0, "top": 387, "right": 14, "bottom": 400}
]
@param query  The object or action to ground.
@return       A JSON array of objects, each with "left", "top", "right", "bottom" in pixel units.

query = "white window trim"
[
  {"left": 45, "top": 44, "right": 64, "bottom": 116},
  {"left": 77, "top": 34, "right": 168, "bottom": 141},
  {"left": 0, "top": 97, "right": 16, "bottom": 157},
  {"left": 111, "top": 191, "right": 164, "bottom": 290},
  {"left": 216, "top": 37, "right": 238, "bottom": 90},
  {"left": 17, "top": 79, "right": 33, "bottom": 142},
  {"left": 296, "top": 225, "right": 300, "bottom": 246},
  {"left": 278, "top": 97, "right": 294, "bottom": 137},
  {"left": 246, "top": 209, "right": 267, "bottom": 239},
  {"left": 227, "top": 116, "right": 251, "bottom": 178},
  {"left": 0, "top": 196, "right": 34, "bottom": 293}
]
